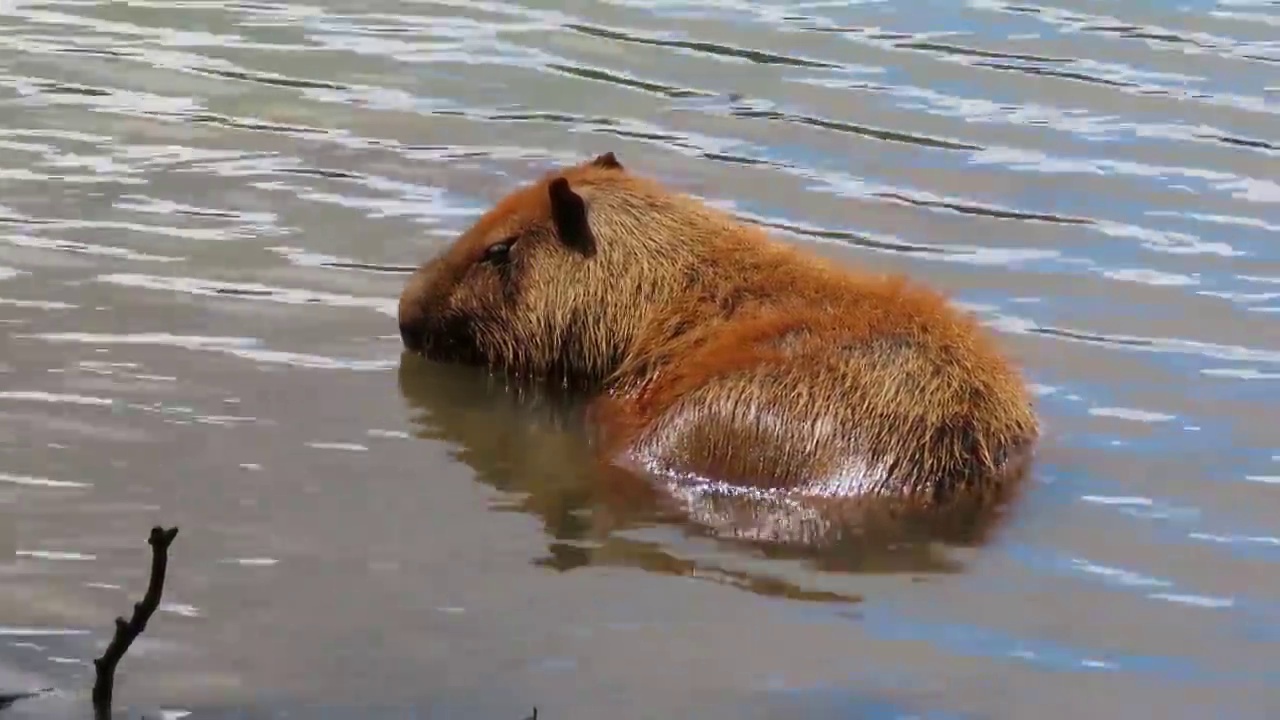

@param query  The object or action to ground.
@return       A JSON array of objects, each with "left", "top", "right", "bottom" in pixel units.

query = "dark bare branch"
[{"left": 91, "top": 525, "right": 179, "bottom": 719}]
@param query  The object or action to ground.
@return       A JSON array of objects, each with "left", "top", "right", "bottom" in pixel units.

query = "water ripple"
[{"left": 94, "top": 272, "right": 398, "bottom": 316}]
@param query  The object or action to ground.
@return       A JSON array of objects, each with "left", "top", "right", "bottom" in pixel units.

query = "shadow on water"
[{"left": 395, "top": 353, "right": 1031, "bottom": 602}]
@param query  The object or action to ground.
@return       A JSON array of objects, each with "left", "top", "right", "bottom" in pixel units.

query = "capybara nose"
[
  {"left": 399, "top": 321, "right": 424, "bottom": 353},
  {"left": 397, "top": 261, "right": 439, "bottom": 354}
]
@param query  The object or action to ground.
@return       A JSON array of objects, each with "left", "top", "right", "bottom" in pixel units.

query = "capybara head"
[{"left": 398, "top": 152, "right": 723, "bottom": 385}]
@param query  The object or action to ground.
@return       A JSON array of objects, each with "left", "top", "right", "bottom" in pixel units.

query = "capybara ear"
[
  {"left": 548, "top": 177, "right": 597, "bottom": 257},
  {"left": 590, "top": 152, "right": 623, "bottom": 170}
]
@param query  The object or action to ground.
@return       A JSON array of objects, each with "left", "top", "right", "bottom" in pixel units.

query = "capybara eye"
[{"left": 482, "top": 240, "right": 513, "bottom": 266}]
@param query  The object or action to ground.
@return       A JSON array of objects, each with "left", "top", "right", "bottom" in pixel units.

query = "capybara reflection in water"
[{"left": 397, "top": 152, "right": 1040, "bottom": 547}]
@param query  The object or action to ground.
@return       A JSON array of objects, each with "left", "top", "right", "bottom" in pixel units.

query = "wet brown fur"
[{"left": 399, "top": 153, "right": 1040, "bottom": 518}]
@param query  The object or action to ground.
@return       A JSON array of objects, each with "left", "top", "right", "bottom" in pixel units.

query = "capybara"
[{"left": 398, "top": 152, "right": 1040, "bottom": 536}]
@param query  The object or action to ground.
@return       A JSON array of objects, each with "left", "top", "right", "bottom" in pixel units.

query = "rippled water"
[{"left": 1, "top": 1, "right": 1278, "bottom": 718}]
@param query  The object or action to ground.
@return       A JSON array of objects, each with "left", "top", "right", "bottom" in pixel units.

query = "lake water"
[{"left": 1, "top": 1, "right": 1279, "bottom": 718}]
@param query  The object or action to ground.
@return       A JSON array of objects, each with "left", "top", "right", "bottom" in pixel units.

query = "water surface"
[{"left": 2, "top": 1, "right": 1279, "bottom": 718}]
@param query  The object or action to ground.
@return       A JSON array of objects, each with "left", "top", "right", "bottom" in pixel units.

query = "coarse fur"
[{"left": 398, "top": 152, "right": 1040, "bottom": 530}]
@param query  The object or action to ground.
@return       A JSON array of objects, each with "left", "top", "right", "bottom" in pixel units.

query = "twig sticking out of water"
[
  {"left": 91, "top": 525, "right": 179, "bottom": 719},
  {"left": 523, "top": 708, "right": 537, "bottom": 720}
]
